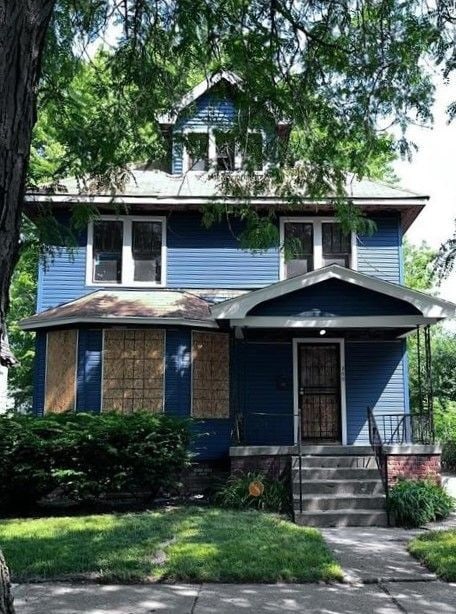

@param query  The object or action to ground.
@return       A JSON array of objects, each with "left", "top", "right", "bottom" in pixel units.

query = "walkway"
[{"left": 13, "top": 580, "right": 456, "bottom": 613}]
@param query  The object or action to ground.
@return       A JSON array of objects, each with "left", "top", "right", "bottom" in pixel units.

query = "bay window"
[
  {"left": 280, "top": 218, "right": 355, "bottom": 279},
  {"left": 88, "top": 216, "right": 166, "bottom": 286}
]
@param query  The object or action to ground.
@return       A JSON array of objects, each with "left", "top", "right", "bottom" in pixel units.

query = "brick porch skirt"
[
  {"left": 386, "top": 453, "right": 441, "bottom": 487},
  {"left": 230, "top": 454, "right": 291, "bottom": 481}
]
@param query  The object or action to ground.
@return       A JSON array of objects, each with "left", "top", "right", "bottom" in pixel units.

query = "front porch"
[{"left": 229, "top": 441, "right": 442, "bottom": 527}]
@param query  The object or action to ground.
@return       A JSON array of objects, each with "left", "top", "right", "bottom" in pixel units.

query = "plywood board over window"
[
  {"left": 102, "top": 329, "right": 164, "bottom": 413},
  {"left": 44, "top": 329, "right": 77, "bottom": 413},
  {"left": 192, "top": 331, "right": 230, "bottom": 419}
]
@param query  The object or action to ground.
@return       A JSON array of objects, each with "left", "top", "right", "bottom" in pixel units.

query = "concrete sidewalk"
[{"left": 13, "top": 581, "right": 456, "bottom": 613}]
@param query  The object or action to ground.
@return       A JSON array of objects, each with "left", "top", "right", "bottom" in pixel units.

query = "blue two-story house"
[{"left": 22, "top": 71, "right": 455, "bottom": 525}]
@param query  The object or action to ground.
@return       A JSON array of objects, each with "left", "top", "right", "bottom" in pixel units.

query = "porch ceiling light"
[{"left": 319, "top": 329, "right": 326, "bottom": 336}]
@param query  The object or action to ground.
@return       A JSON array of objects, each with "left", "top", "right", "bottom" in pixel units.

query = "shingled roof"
[{"left": 20, "top": 290, "right": 217, "bottom": 330}]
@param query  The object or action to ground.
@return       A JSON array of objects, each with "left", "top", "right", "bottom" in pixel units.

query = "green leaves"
[
  {"left": 0, "top": 412, "right": 191, "bottom": 510},
  {"left": 388, "top": 479, "right": 455, "bottom": 528}
]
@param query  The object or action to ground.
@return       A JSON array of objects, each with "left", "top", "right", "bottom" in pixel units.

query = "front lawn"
[
  {"left": 409, "top": 529, "right": 456, "bottom": 581},
  {"left": 0, "top": 507, "right": 342, "bottom": 583}
]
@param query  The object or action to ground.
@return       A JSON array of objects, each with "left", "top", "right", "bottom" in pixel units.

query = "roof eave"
[{"left": 20, "top": 316, "right": 218, "bottom": 331}]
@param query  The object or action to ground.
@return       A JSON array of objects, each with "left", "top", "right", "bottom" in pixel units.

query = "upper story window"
[
  {"left": 243, "top": 132, "right": 263, "bottom": 171},
  {"left": 93, "top": 220, "right": 123, "bottom": 283},
  {"left": 187, "top": 133, "right": 209, "bottom": 171},
  {"left": 87, "top": 216, "right": 166, "bottom": 287},
  {"left": 322, "top": 222, "right": 352, "bottom": 268},
  {"left": 280, "top": 218, "right": 355, "bottom": 280},
  {"left": 215, "top": 130, "right": 236, "bottom": 171},
  {"left": 182, "top": 128, "right": 264, "bottom": 172}
]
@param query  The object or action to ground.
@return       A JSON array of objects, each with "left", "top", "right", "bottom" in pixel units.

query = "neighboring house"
[{"left": 21, "top": 71, "right": 456, "bottom": 525}]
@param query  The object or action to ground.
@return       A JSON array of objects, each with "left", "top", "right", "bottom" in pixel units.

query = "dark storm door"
[{"left": 298, "top": 343, "right": 341, "bottom": 442}]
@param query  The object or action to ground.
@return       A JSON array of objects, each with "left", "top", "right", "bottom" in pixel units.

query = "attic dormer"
[{"left": 158, "top": 71, "right": 281, "bottom": 175}]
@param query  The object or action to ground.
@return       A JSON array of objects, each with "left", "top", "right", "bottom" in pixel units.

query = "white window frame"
[
  {"left": 292, "top": 337, "right": 347, "bottom": 446},
  {"left": 86, "top": 215, "right": 167, "bottom": 287},
  {"left": 279, "top": 217, "right": 357, "bottom": 280},
  {"left": 182, "top": 127, "right": 266, "bottom": 173}
]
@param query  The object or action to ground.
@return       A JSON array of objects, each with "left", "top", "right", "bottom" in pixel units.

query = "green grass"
[
  {"left": 0, "top": 507, "right": 342, "bottom": 583},
  {"left": 409, "top": 529, "right": 456, "bottom": 581}
]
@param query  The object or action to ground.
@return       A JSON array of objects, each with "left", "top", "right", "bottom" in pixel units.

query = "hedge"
[{"left": 0, "top": 412, "right": 191, "bottom": 510}]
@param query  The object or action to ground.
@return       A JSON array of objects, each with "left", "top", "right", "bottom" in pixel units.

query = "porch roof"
[
  {"left": 211, "top": 265, "right": 456, "bottom": 333},
  {"left": 20, "top": 289, "right": 217, "bottom": 330}
]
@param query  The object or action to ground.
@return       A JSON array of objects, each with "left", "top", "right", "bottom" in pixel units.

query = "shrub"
[
  {"left": 0, "top": 412, "right": 191, "bottom": 510},
  {"left": 442, "top": 440, "right": 456, "bottom": 473},
  {"left": 215, "top": 471, "right": 289, "bottom": 514},
  {"left": 388, "top": 479, "right": 455, "bottom": 528}
]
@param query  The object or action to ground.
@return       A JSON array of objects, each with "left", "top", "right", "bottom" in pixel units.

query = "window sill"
[{"left": 86, "top": 281, "right": 166, "bottom": 289}]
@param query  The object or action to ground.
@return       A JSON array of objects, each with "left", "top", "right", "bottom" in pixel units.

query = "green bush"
[
  {"left": 0, "top": 412, "right": 191, "bottom": 510},
  {"left": 442, "top": 441, "right": 456, "bottom": 473},
  {"left": 388, "top": 479, "right": 455, "bottom": 528},
  {"left": 215, "top": 471, "right": 289, "bottom": 514},
  {"left": 434, "top": 401, "right": 456, "bottom": 472}
]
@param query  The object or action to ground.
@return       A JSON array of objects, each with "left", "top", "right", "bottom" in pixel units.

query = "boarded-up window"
[
  {"left": 192, "top": 331, "right": 230, "bottom": 418},
  {"left": 45, "top": 330, "right": 77, "bottom": 413},
  {"left": 102, "top": 329, "right": 164, "bottom": 413}
]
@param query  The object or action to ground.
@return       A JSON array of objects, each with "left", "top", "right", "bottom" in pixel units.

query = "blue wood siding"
[
  {"left": 238, "top": 341, "right": 294, "bottom": 445},
  {"left": 167, "top": 213, "right": 278, "bottom": 288},
  {"left": 37, "top": 224, "right": 87, "bottom": 312},
  {"left": 165, "top": 328, "right": 192, "bottom": 417},
  {"left": 37, "top": 214, "right": 403, "bottom": 310},
  {"left": 345, "top": 341, "right": 408, "bottom": 444},
  {"left": 32, "top": 331, "right": 46, "bottom": 416},
  {"left": 249, "top": 279, "right": 420, "bottom": 317},
  {"left": 357, "top": 215, "right": 401, "bottom": 283},
  {"left": 76, "top": 329, "right": 102, "bottom": 412}
]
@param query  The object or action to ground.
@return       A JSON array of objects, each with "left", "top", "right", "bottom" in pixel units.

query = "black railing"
[
  {"left": 367, "top": 408, "right": 389, "bottom": 497},
  {"left": 367, "top": 411, "right": 435, "bottom": 447},
  {"left": 367, "top": 407, "right": 436, "bottom": 522}
]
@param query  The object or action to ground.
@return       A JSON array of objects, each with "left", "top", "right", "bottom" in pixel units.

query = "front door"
[{"left": 298, "top": 343, "right": 341, "bottom": 443}]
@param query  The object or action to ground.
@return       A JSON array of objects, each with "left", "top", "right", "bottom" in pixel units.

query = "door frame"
[{"left": 292, "top": 338, "right": 347, "bottom": 446}]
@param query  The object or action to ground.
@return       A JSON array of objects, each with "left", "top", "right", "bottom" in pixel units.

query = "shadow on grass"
[{"left": 0, "top": 507, "right": 342, "bottom": 583}]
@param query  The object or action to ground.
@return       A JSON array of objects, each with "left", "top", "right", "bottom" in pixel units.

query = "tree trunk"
[
  {"left": 0, "top": 0, "right": 55, "bottom": 365},
  {"left": 0, "top": 550, "right": 14, "bottom": 614}
]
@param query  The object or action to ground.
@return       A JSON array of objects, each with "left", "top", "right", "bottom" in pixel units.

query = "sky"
[{"left": 393, "top": 77, "right": 456, "bottom": 303}]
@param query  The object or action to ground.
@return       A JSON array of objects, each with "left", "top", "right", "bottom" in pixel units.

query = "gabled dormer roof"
[{"left": 158, "top": 70, "right": 242, "bottom": 125}]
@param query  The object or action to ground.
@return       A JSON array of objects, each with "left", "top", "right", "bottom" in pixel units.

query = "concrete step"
[
  {"left": 292, "top": 455, "right": 376, "bottom": 469},
  {"left": 292, "top": 467, "right": 381, "bottom": 480},
  {"left": 294, "top": 509, "right": 388, "bottom": 527},
  {"left": 293, "top": 494, "right": 386, "bottom": 512},
  {"left": 295, "top": 446, "right": 373, "bottom": 456},
  {"left": 295, "top": 479, "right": 384, "bottom": 495}
]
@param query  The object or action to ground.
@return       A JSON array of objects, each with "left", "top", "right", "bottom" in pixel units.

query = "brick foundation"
[
  {"left": 386, "top": 454, "right": 441, "bottom": 487},
  {"left": 179, "top": 460, "right": 230, "bottom": 495},
  {"left": 230, "top": 454, "right": 291, "bottom": 481}
]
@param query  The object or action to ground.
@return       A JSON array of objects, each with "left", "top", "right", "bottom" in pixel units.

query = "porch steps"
[{"left": 292, "top": 452, "right": 388, "bottom": 527}]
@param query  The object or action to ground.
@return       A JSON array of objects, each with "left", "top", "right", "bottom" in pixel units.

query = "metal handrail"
[{"left": 367, "top": 407, "right": 389, "bottom": 496}]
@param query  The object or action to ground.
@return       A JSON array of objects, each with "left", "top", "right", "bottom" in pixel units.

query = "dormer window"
[
  {"left": 215, "top": 130, "right": 236, "bottom": 171},
  {"left": 280, "top": 217, "right": 356, "bottom": 279},
  {"left": 181, "top": 128, "right": 264, "bottom": 172},
  {"left": 87, "top": 216, "right": 166, "bottom": 287},
  {"left": 244, "top": 132, "right": 263, "bottom": 171},
  {"left": 187, "top": 133, "right": 209, "bottom": 171}
]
